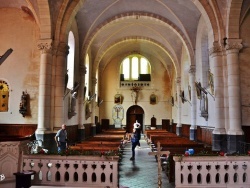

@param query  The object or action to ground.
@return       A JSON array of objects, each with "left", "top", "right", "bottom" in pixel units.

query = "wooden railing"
[
  {"left": 22, "top": 154, "right": 119, "bottom": 188},
  {"left": 174, "top": 155, "right": 250, "bottom": 188}
]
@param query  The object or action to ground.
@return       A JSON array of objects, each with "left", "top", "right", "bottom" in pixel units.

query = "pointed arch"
[{"left": 226, "top": 0, "right": 244, "bottom": 38}]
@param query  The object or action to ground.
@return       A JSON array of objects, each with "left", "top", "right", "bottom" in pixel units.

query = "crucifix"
[{"left": 148, "top": 141, "right": 170, "bottom": 188}]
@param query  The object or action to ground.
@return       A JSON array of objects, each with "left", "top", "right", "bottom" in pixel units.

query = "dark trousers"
[
  {"left": 58, "top": 142, "right": 67, "bottom": 153},
  {"left": 131, "top": 141, "right": 139, "bottom": 158}
]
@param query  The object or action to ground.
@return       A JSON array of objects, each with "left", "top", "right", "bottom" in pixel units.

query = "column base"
[
  {"left": 227, "top": 134, "right": 244, "bottom": 154},
  {"left": 91, "top": 126, "right": 96, "bottom": 136},
  {"left": 176, "top": 127, "right": 182, "bottom": 136},
  {"left": 35, "top": 133, "right": 57, "bottom": 153},
  {"left": 169, "top": 125, "right": 173, "bottom": 133},
  {"left": 212, "top": 133, "right": 227, "bottom": 152},
  {"left": 190, "top": 129, "right": 197, "bottom": 141},
  {"left": 77, "top": 129, "right": 85, "bottom": 141}
]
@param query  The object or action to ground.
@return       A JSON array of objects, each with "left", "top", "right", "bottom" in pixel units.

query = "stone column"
[
  {"left": 189, "top": 65, "right": 197, "bottom": 141},
  {"left": 78, "top": 65, "right": 87, "bottom": 141},
  {"left": 176, "top": 77, "right": 182, "bottom": 136},
  {"left": 35, "top": 39, "right": 54, "bottom": 148},
  {"left": 209, "top": 42, "right": 227, "bottom": 151},
  {"left": 91, "top": 77, "right": 97, "bottom": 135},
  {"left": 54, "top": 42, "right": 69, "bottom": 128},
  {"left": 226, "top": 39, "right": 244, "bottom": 153}
]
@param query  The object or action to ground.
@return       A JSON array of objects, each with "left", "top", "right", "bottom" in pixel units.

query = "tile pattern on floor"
[{"left": 118, "top": 135, "right": 175, "bottom": 188}]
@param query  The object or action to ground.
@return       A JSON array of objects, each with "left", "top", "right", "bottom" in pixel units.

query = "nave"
[{"left": 118, "top": 135, "right": 174, "bottom": 188}]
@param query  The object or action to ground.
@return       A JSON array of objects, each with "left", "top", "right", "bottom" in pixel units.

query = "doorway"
[{"left": 126, "top": 105, "right": 144, "bottom": 133}]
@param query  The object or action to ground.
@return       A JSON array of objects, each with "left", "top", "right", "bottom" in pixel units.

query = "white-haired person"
[{"left": 133, "top": 120, "right": 141, "bottom": 148}]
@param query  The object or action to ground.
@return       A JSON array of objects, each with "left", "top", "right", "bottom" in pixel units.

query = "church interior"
[{"left": 1, "top": 0, "right": 250, "bottom": 187}]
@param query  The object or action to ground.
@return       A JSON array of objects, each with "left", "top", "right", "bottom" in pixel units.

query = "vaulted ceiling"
[{"left": 1, "top": 0, "right": 250, "bottom": 76}]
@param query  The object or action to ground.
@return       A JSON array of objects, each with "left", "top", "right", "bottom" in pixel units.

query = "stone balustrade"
[
  {"left": 22, "top": 154, "right": 119, "bottom": 188},
  {"left": 174, "top": 155, "right": 250, "bottom": 188}
]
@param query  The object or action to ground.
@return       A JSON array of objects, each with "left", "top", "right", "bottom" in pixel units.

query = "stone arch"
[
  {"left": 37, "top": 0, "right": 52, "bottom": 39},
  {"left": 95, "top": 37, "right": 180, "bottom": 79},
  {"left": 82, "top": 12, "right": 194, "bottom": 67},
  {"left": 226, "top": 0, "right": 244, "bottom": 38},
  {"left": 126, "top": 105, "right": 144, "bottom": 133},
  {"left": 54, "top": 0, "right": 84, "bottom": 43}
]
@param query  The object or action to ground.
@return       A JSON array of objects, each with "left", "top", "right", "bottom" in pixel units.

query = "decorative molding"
[
  {"left": 37, "top": 39, "right": 53, "bottom": 54},
  {"left": 225, "top": 39, "right": 243, "bottom": 53},
  {"left": 56, "top": 42, "right": 69, "bottom": 56},
  {"left": 80, "top": 65, "right": 87, "bottom": 75}
]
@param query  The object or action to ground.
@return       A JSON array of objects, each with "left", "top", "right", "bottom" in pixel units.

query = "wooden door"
[{"left": 126, "top": 105, "right": 144, "bottom": 133}]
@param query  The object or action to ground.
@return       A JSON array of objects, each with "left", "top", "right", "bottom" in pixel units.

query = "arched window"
[
  {"left": 0, "top": 80, "right": 9, "bottom": 112},
  {"left": 120, "top": 54, "right": 151, "bottom": 81},
  {"left": 67, "top": 31, "right": 75, "bottom": 90},
  {"left": 85, "top": 54, "right": 90, "bottom": 98},
  {"left": 95, "top": 70, "right": 98, "bottom": 102}
]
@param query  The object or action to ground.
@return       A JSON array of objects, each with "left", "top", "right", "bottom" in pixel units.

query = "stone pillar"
[
  {"left": 226, "top": 39, "right": 244, "bottom": 153},
  {"left": 91, "top": 77, "right": 97, "bottom": 133},
  {"left": 176, "top": 77, "right": 182, "bottom": 136},
  {"left": 189, "top": 65, "right": 197, "bottom": 141},
  {"left": 209, "top": 42, "right": 227, "bottom": 151},
  {"left": 169, "top": 98, "right": 173, "bottom": 132},
  {"left": 78, "top": 65, "right": 87, "bottom": 141},
  {"left": 35, "top": 39, "right": 54, "bottom": 149},
  {"left": 54, "top": 42, "right": 69, "bottom": 128}
]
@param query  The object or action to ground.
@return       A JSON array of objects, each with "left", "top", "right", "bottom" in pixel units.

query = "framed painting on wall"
[
  {"left": 114, "top": 94, "right": 122, "bottom": 104},
  {"left": 150, "top": 94, "right": 157, "bottom": 105}
]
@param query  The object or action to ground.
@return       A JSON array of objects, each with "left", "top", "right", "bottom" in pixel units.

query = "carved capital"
[
  {"left": 37, "top": 39, "right": 53, "bottom": 54},
  {"left": 176, "top": 77, "right": 181, "bottom": 85},
  {"left": 225, "top": 39, "right": 243, "bottom": 53},
  {"left": 189, "top": 65, "right": 196, "bottom": 74},
  {"left": 56, "top": 42, "right": 69, "bottom": 56},
  {"left": 92, "top": 77, "right": 97, "bottom": 85},
  {"left": 209, "top": 42, "right": 222, "bottom": 56},
  {"left": 80, "top": 65, "right": 87, "bottom": 75}
]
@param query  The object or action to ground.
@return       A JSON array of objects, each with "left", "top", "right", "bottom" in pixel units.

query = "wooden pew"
[
  {"left": 69, "top": 145, "right": 120, "bottom": 152},
  {"left": 146, "top": 130, "right": 210, "bottom": 183},
  {"left": 145, "top": 130, "right": 170, "bottom": 139},
  {"left": 70, "top": 130, "right": 124, "bottom": 153}
]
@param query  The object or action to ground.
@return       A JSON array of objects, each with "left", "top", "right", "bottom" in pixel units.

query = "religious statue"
[
  {"left": 200, "top": 92, "right": 208, "bottom": 120},
  {"left": 68, "top": 91, "right": 77, "bottom": 117},
  {"left": 130, "top": 86, "right": 141, "bottom": 105}
]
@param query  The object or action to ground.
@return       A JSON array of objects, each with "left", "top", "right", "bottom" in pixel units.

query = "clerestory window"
[{"left": 120, "top": 54, "right": 151, "bottom": 82}]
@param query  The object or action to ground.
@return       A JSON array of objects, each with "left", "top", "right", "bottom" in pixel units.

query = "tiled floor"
[{"left": 118, "top": 135, "right": 175, "bottom": 188}]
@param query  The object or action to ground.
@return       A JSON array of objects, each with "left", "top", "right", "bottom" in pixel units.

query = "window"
[
  {"left": 85, "top": 54, "right": 90, "bottom": 98},
  {"left": 0, "top": 80, "right": 9, "bottom": 112},
  {"left": 67, "top": 31, "right": 75, "bottom": 90},
  {"left": 120, "top": 54, "right": 151, "bottom": 81}
]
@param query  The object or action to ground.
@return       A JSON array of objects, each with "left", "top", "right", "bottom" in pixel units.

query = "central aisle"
[{"left": 118, "top": 135, "right": 175, "bottom": 188}]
